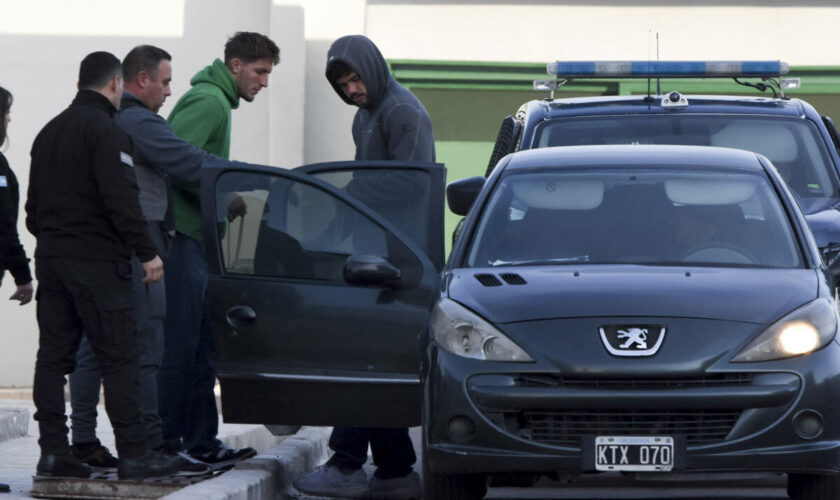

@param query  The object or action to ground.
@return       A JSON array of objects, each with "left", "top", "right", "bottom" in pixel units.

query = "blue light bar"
[{"left": 546, "top": 61, "right": 789, "bottom": 78}]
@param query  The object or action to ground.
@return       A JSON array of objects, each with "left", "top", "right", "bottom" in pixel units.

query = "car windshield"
[
  {"left": 533, "top": 115, "right": 840, "bottom": 213},
  {"left": 466, "top": 167, "right": 804, "bottom": 268}
]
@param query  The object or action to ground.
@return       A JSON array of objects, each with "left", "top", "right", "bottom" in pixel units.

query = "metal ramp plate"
[{"left": 31, "top": 467, "right": 230, "bottom": 499}]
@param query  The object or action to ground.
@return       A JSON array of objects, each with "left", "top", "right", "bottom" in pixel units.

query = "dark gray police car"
[{"left": 201, "top": 144, "right": 840, "bottom": 500}]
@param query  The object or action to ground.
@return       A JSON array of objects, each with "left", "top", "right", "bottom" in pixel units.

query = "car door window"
[
  {"left": 310, "top": 168, "right": 432, "bottom": 252},
  {"left": 215, "top": 170, "right": 419, "bottom": 282}
]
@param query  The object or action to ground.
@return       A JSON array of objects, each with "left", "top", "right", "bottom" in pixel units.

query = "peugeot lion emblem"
[{"left": 599, "top": 325, "right": 666, "bottom": 357}]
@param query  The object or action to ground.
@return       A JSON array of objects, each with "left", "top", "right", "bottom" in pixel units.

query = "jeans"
[
  {"left": 326, "top": 427, "right": 416, "bottom": 479},
  {"left": 33, "top": 257, "right": 146, "bottom": 458},
  {"left": 69, "top": 222, "right": 168, "bottom": 449},
  {"left": 158, "top": 233, "right": 220, "bottom": 453}
]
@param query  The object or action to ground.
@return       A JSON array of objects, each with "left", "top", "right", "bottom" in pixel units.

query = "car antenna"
[
  {"left": 645, "top": 31, "right": 654, "bottom": 102},
  {"left": 656, "top": 33, "right": 662, "bottom": 96}
]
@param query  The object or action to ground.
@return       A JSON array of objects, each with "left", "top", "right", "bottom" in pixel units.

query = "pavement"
[{"left": 0, "top": 390, "right": 332, "bottom": 500}]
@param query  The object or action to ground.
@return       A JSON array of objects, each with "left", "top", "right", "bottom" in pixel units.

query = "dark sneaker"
[
  {"left": 189, "top": 443, "right": 256, "bottom": 464},
  {"left": 71, "top": 441, "right": 119, "bottom": 468},
  {"left": 293, "top": 465, "right": 369, "bottom": 498},
  {"left": 157, "top": 449, "right": 211, "bottom": 473},
  {"left": 117, "top": 450, "right": 182, "bottom": 480},
  {"left": 36, "top": 454, "right": 91, "bottom": 478},
  {"left": 0, "top": 482, "right": 9, "bottom": 493},
  {"left": 369, "top": 471, "right": 421, "bottom": 499}
]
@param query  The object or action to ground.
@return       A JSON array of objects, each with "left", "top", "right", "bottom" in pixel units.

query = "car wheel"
[
  {"left": 788, "top": 473, "right": 840, "bottom": 500},
  {"left": 422, "top": 431, "right": 487, "bottom": 500},
  {"left": 485, "top": 116, "right": 518, "bottom": 178}
]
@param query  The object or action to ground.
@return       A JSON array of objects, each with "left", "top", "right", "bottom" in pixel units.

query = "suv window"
[
  {"left": 533, "top": 115, "right": 840, "bottom": 213},
  {"left": 467, "top": 168, "right": 803, "bottom": 269}
]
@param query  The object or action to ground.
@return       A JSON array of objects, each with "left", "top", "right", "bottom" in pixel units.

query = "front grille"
[
  {"left": 515, "top": 373, "right": 755, "bottom": 390},
  {"left": 478, "top": 374, "right": 754, "bottom": 449},
  {"left": 518, "top": 409, "right": 741, "bottom": 447}
]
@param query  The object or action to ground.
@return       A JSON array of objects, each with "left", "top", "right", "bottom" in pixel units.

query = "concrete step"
[{"left": 0, "top": 407, "right": 28, "bottom": 444}]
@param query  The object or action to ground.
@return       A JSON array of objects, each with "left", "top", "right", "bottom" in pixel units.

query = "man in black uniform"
[{"left": 26, "top": 51, "right": 180, "bottom": 480}]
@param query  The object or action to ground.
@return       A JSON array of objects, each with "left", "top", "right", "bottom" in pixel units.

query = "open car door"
[{"left": 200, "top": 160, "right": 444, "bottom": 427}]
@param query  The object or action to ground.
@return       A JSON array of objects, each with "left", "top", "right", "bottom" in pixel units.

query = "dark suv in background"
[{"left": 485, "top": 61, "right": 840, "bottom": 260}]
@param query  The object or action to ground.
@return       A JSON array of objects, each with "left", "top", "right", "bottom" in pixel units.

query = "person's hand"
[
  {"left": 9, "top": 282, "right": 33, "bottom": 305},
  {"left": 226, "top": 193, "right": 247, "bottom": 222},
  {"left": 141, "top": 255, "right": 164, "bottom": 283}
]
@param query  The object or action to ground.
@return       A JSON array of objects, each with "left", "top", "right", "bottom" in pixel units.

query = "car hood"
[{"left": 447, "top": 266, "right": 818, "bottom": 324}]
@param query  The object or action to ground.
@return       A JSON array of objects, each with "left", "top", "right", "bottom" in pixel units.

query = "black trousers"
[
  {"left": 33, "top": 257, "right": 146, "bottom": 458},
  {"left": 326, "top": 427, "right": 415, "bottom": 479}
]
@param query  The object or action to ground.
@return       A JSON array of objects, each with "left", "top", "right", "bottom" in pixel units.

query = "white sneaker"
[
  {"left": 293, "top": 464, "right": 369, "bottom": 498},
  {"left": 368, "top": 470, "right": 421, "bottom": 499}
]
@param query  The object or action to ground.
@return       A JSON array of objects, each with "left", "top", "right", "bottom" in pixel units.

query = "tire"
[
  {"left": 485, "top": 117, "right": 518, "bottom": 178},
  {"left": 422, "top": 430, "right": 487, "bottom": 500},
  {"left": 451, "top": 218, "right": 466, "bottom": 247},
  {"left": 788, "top": 473, "right": 840, "bottom": 500}
]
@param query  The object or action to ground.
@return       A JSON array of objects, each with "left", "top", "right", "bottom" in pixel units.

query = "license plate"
[{"left": 595, "top": 436, "right": 674, "bottom": 471}]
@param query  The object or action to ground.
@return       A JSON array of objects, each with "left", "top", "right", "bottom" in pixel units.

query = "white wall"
[{"left": 364, "top": 1, "right": 840, "bottom": 64}]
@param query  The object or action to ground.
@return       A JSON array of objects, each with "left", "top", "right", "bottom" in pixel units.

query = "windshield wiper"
[{"left": 491, "top": 256, "right": 590, "bottom": 267}]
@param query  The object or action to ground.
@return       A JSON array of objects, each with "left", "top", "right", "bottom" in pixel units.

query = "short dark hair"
[
  {"left": 0, "top": 86, "right": 11, "bottom": 146},
  {"left": 123, "top": 45, "right": 172, "bottom": 82},
  {"left": 78, "top": 51, "right": 122, "bottom": 90},
  {"left": 326, "top": 61, "right": 354, "bottom": 84},
  {"left": 224, "top": 32, "right": 280, "bottom": 66}
]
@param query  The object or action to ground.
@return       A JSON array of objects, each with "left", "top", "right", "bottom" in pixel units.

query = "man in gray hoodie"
[
  {"left": 67, "top": 45, "right": 249, "bottom": 472},
  {"left": 293, "top": 35, "right": 434, "bottom": 499}
]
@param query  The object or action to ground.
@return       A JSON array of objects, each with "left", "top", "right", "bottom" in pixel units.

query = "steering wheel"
[{"left": 681, "top": 243, "right": 757, "bottom": 265}]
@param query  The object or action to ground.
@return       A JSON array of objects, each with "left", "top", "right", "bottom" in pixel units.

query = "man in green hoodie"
[{"left": 162, "top": 31, "right": 279, "bottom": 463}]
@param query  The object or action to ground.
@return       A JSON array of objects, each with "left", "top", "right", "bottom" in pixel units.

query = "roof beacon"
[{"left": 546, "top": 61, "right": 789, "bottom": 79}]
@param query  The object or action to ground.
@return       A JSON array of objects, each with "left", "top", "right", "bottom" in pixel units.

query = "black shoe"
[
  {"left": 154, "top": 448, "right": 211, "bottom": 473},
  {"left": 36, "top": 454, "right": 91, "bottom": 478},
  {"left": 189, "top": 443, "right": 256, "bottom": 464},
  {"left": 117, "top": 450, "right": 182, "bottom": 480},
  {"left": 0, "top": 482, "right": 10, "bottom": 493},
  {"left": 71, "top": 440, "right": 119, "bottom": 468}
]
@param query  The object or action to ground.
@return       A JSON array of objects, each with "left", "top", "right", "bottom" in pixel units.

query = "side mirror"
[
  {"left": 820, "top": 244, "right": 840, "bottom": 284},
  {"left": 805, "top": 210, "right": 840, "bottom": 285},
  {"left": 447, "top": 176, "right": 485, "bottom": 216},
  {"left": 343, "top": 254, "right": 402, "bottom": 287}
]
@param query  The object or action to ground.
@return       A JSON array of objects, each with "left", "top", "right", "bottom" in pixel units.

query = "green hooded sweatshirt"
[{"left": 167, "top": 58, "right": 239, "bottom": 241}]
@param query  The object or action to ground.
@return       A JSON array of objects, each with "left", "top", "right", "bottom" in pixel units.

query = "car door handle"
[{"left": 226, "top": 305, "right": 256, "bottom": 328}]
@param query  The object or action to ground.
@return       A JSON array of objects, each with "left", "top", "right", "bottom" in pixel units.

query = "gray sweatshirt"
[{"left": 326, "top": 35, "right": 435, "bottom": 163}]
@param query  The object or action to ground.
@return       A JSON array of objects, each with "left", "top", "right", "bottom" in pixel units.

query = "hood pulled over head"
[{"left": 325, "top": 35, "right": 391, "bottom": 108}]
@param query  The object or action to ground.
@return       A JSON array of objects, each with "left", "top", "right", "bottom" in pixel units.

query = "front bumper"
[{"left": 423, "top": 341, "right": 840, "bottom": 476}]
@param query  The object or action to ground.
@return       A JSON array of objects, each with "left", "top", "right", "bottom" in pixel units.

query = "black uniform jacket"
[
  {"left": 0, "top": 152, "right": 32, "bottom": 285},
  {"left": 26, "top": 90, "right": 156, "bottom": 263}
]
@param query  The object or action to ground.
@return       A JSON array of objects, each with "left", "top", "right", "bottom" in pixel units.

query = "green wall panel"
[{"left": 436, "top": 141, "right": 493, "bottom": 256}]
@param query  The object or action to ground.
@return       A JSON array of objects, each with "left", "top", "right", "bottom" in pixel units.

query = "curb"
[
  {"left": 0, "top": 407, "right": 28, "bottom": 444},
  {"left": 162, "top": 427, "right": 331, "bottom": 500}
]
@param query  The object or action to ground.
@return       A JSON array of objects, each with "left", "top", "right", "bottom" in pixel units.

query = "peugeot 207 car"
[
  {"left": 429, "top": 145, "right": 840, "bottom": 500},
  {"left": 200, "top": 144, "right": 840, "bottom": 499}
]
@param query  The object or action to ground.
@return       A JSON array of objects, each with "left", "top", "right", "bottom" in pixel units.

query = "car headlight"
[
  {"left": 430, "top": 298, "right": 534, "bottom": 362},
  {"left": 731, "top": 299, "right": 838, "bottom": 362}
]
